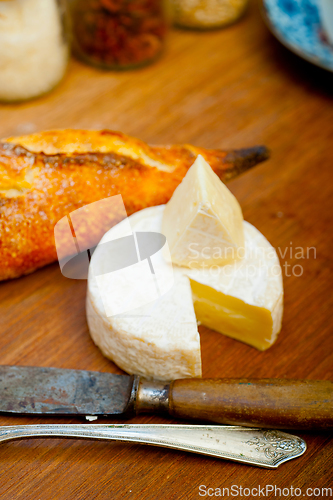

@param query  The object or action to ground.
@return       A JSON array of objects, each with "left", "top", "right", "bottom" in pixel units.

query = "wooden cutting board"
[{"left": 0, "top": 1, "right": 332, "bottom": 498}]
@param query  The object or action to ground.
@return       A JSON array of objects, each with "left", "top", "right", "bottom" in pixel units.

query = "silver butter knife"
[{"left": 0, "top": 423, "right": 306, "bottom": 468}]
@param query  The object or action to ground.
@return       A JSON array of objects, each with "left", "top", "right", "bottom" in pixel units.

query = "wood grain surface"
[{"left": 0, "top": 0, "right": 333, "bottom": 498}]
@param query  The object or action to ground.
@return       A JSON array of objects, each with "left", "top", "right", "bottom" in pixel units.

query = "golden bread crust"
[{"left": 0, "top": 129, "right": 268, "bottom": 281}]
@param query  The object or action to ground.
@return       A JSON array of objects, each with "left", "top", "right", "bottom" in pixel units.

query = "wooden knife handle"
[{"left": 166, "top": 379, "right": 333, "bottom": 429}]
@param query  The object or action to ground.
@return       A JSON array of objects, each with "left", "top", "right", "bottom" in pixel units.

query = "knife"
[
  {"left": 0, "top": 423, "right": 306, "bottom": 468},
  {"left": 0, "top": 365, "right": 332, "bottom": 429}
]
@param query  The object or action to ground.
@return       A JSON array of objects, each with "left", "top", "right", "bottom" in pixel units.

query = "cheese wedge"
[
  {"left": 87, "top": 206, "right": 283, "bottom": 380},
  {"left": 161, "top": 155, "right": 244, "bottom": 267}
]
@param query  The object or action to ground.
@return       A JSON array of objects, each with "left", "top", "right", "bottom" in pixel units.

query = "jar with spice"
[
  {"left": 0, "top": 0, "right": 70, "bottom": 102},
  {"left": 172, "top": 0, "right": 248, "bottom": 29},
  {"left": 69, "top": 0, "right": 170, "bottom": 70}
]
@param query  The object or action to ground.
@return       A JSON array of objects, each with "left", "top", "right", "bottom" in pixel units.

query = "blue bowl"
[{"left": 262, "top": 0, "right": 333, "bottom": 71}]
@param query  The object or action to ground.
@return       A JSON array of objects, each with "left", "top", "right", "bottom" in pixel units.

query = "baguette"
[{"left": 0, "top": 129, "right": 269, "bottom": 281}]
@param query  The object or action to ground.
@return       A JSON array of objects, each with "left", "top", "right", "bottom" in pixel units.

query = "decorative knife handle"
[
  {"left": 0, "top": 424, "right": 306, "bottom": 468},
  {"left": 133, "top": 378, "right": 333, "bottom": 429}
]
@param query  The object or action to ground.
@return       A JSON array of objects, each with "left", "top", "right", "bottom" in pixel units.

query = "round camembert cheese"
[{"left": 87, "top": 206, "right": 283, "bottom": 380}]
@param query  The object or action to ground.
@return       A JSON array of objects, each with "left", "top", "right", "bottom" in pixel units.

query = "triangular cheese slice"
[{"left": 161, "top": 155, "right": 244, "bottom": 267}]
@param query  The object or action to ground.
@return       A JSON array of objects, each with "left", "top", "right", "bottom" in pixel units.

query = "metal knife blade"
[{"left": 0, "top": 365, "right": 133, "bottom": 416}]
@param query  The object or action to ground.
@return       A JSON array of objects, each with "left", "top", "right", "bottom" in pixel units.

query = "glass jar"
[
  {"left": 69, "top": 0, "right": 170, "bottom": 70},
  {"left": 172, "top": 0, "right": 248, "bottom": 29},
  {"left": 0, "top": 0, "right": 70, "bottom": 102}
]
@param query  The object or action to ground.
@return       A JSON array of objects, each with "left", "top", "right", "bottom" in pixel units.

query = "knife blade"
[{"left": 0, "top": 365, "right": 332, "bottom": 429}]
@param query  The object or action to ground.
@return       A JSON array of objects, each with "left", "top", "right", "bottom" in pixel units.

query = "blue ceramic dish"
[{"left": 262, "top": 0, "right": 333, "bottom": 71}]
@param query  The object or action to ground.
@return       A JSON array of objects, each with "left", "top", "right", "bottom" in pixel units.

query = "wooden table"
[{"left": 1, "top": 1, "right": 332, "bottom": 498}]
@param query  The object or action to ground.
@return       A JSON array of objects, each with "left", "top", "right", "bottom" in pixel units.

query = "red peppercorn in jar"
[{"left": 69, "top": 0, "right": 170, "bottom": 69}]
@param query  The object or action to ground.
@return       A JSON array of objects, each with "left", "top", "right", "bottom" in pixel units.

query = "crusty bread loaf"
[{"left": 0, "top": 129, "right": 269, "bottom": 281}]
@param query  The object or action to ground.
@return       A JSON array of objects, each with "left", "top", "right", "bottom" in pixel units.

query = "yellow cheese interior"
[{"left": 190, "top": 279, "right": 274, "bottom": 351}]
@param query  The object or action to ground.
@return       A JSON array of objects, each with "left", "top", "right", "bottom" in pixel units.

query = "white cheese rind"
[{"left": 87, "top": 206, "right": 201, "bottom": 380}]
